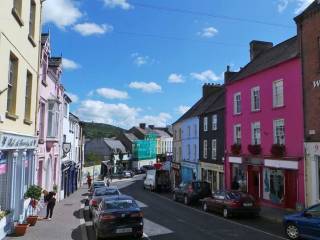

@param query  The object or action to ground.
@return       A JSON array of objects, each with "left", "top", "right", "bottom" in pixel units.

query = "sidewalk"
[
  {"left": 6, "top": 187, "right": 88, "bottom": 240},
  {"left": 260, "top": 205, "right": 295, "bottom": 223}
]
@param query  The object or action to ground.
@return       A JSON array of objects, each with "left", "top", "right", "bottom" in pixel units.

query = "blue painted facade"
[{"left": 180, "top": 117, "right": 200, "bottom": 183}]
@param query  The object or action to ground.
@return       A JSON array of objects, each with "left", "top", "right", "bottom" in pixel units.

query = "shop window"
[
  {"left": 204, "top": 117, "right": 208, "bottom": 131},
  {"left": 0, "top": 151, "right": 9, "bottom": 210},
  {"left": 234, "top": 92, "right": 241, "bottom": 114},
  {"left": 251, "top": 86, "right": 260, "bottom": 111},
  {"left": 273, "top": 119, "right": 285, "bottom": 144},
  {"left": 234, "top": 124, "right": 241, "bottom": 144},
  {"left": 231, "top": 164, "right": 247, "bottom": 191},
  {"left": 212, "top": 114, "right": 217, "bottom": 130},
  {"left": 273, "top": 80, "right": 284, "bottom": 108},
  {"left": 251, "top": 122, "right": 261, "bottom": 144},
  {"left": 263, "top": 168, "right": 284, "bottom": 204}
]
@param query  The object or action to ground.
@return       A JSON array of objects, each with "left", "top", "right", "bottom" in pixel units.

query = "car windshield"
[
  {"left": 93, "top": 182, "right": 105, "bottom": 187},
  {"left": 94, "top": 188, "right": 119, "bottom": 196},
  {"left": 104, "top": 199, "right": 138, "bottom": 210},
  {"left": 226, "top": 192, "right": 252, "bottom": 200}
]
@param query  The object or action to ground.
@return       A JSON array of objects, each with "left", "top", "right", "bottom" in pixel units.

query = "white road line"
[
  {"left": 143, "top": 233, "right": 151, "bottom": 240},
  {"left": 149, "top": 192, "right": 287, "bottom": 240}
]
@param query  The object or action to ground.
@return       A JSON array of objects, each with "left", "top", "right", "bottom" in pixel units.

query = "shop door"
[
  {"left": 248, "top": 166, "right": 260, "bottom": 200},
  {"left": 285, "top": 170, "right": 297, "bottom": 209}
]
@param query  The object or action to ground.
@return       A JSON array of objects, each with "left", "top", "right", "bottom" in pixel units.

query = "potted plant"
[
  {"left": 24, "top": 185, "right": 42, "bottom": 226},
  {"left": 271, "top": 144, "right": 286, "bottom": 157},
  {"left": 231, "top": 144, "right": 241, "bottom": 155},
  {"left": 14, "top": 221, "right": 29, "bottom": 236},
  {"left": 248, "top": 144, "right": 262, "bottom": 155}
]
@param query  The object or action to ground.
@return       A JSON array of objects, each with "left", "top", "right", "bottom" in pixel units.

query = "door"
[
  {"left": 248, "top": 166, "right": 260, "bottom": 200},
  {"left": 285, "top": 170, "right": 297, "bottom": 209}
]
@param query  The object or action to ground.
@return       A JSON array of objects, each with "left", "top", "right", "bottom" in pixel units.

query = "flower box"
[
  {"left": 248, "top": 144, "right": 262, "bottom": 155},
  {"left": 231, "top": 144, "right": 241, "bottom": 155},
  {"left": 270, "top": 144, "right": 286, "bottom": 157}
]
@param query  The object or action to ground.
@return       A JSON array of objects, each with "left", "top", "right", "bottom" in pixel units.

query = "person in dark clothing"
[{"left": 45, "top": 192, "right": 56, "bottom": 220}]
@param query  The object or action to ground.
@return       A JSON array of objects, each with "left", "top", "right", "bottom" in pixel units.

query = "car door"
[
  {"left": 215, "top": 192, "right": 226, "bottom": 213},
  {"left": 299, "top": 205, "right": 320, "bottom": 238},
  {"left": 211, "top": 192, "right": 222, "bottom": 212}
]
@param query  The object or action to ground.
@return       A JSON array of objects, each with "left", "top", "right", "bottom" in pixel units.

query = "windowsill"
[
  {"left": 42, "top": 80, "right": 48, "bottom": 87},
  {"left": 273, "top": 105, "right": 285, "bottom": 110},
  {"left": 11, "top": 8, "right": 24, "bottom": 27},
  {"left": 23, "top": 119, "right": 33, "bottom": 125},
  {"left": 251, "top": 109, "right": 261, "bottom": 113},
  {"left": 28, "top": 35, "right": 37, "bottom": 47},
  {"left": 6, "top": 112, "right": 18, "bottom": 121},
  {"left": 233, "top": 113, "right": 242, "bottom": 116}
]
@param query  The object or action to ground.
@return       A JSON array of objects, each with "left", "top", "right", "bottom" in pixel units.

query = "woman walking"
[{"left": 45, "top": 191, "right": 56, "bottom": 220}]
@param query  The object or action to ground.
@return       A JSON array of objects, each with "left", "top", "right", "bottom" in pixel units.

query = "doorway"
[{"left": 248, "top": 166, "right": 260, "bottom": 200}]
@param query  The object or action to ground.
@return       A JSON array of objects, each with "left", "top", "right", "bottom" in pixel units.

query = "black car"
[
  {"left": 173, "top": 181, "right": 211, "bottom": 205},
  {"left": 93, "top": 195, "right": 143, "bottom": 240}
]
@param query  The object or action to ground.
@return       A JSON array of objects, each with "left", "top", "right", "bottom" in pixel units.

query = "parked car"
[
  {"left": 143, "top": 169, "right": 171, "bottom": 192},
  {"left": 111, "top": 171, "right": 123, "bottom": 179},
  {"left": 89, "top": 186, "right": 121, "bottom": 218},
  {"left": 123, "top": 170, "right": 134, "bottom": 178},
  {"left": 133, "top": 168, "right": 144, "bottom": 175},
  {"left": 92, "top": 195, "right": 144, "bottom": 239},
  {"left": 201, "top": 191, "right": 260, "bottom": 218},
  {"left": 173, "top": 181, "right": 211, "bottom": 205},
  {"left": 88, "top": 181, "right": 107, "bottom": 199},
  {"left": 140, "top": 165, "right": 155, "bottom": 173},
  {"left": 283, "top": 203, "right": 320, "bottom": 240}
]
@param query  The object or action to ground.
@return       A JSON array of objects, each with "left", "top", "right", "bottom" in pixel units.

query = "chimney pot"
[
  {"left": 139, "top": 123, "right": 146, "bottom": 129},
  {"left": 250, "top": 40, "right": 273, "bottom": 60}
]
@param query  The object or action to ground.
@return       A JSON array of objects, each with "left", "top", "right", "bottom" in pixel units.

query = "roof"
[
  {"left": 153, "top": 129, "right": 172, "bottom": 138},
  {"left": 203, "top": 89, "right": 225, "bottom": 114},
  {"left": 104, "top": 138, "right": 127, "bottom": 153},
  {"left": 294, "top": 0, "right": 320, "bottom": 23},
  {"left": 124, "top": 133, "right": 138, "bottom": 142},
  {"left": 49, "top": 57, "right": 62, "bottom": 67},
  {"left": 229, "top": 36, "right": 298, "bottom": 83},
  {"left": 173, "top": 98, "right": 204, "bottom": 125}
]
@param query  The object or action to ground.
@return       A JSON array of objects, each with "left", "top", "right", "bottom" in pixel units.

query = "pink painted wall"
[{"left": 225, "top": 58, "right": 305, "bottom": 204}]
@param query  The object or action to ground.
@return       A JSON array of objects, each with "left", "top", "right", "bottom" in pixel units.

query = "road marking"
[
  {"left": 136, "top": 200, "right": 148, "bottom": 208},
  {"left": 143, "top": 218, "right": 173, "bottom": 237},
  {"left": 143, "top": 232, "right": 151, "bottom": 240},
  {"left": 80, "top": 218, "right": 85, "bottom": 224},
  {"left": 148, "top": 192, "right": 287, "bottom": 240}
]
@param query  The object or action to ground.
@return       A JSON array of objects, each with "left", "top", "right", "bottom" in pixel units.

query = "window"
[
  {"left": 41, "top": 54, "right": 48, "bottom": 84},
  {"left": 194, "top": 144, "right": 196, "bottom": 160},
  {"left": 203, "top": 140, "right": 207, "bottom": 159},
  {"left": 251, "top": 122, "right": 261, "bottom": 145},
  {"left": 24, "top": 71, "right": 33, "bottom": 121},
  {"left": 212, "top": 139, "right": 217, "bottom": 159},
  {"left": 212, "top": 114, "right": 217, "bottom": 130},
  {"left": 179, "top": 128, "right": 182, "bottom": 140},
  {"left": 234, "top": 124, "right": 241, "bottom": 144},
  {"left": 47, "top": 101, "right": 59, "bottom": 138},
  {"left": 273, "top": 80, "right": 284, "bottom": 107},
  {"left": 187, "top": 144, "right": 191, "bottom": 160},
  {"left": 251, "top": 87, "right": 260, "bottom": 111},
  {"left": 274, "top": 119, "right": 285, "bottom": 144},
  {"left": 204, "top": 117, "right": 208, "bottom": 131},
  {"left": 7, "top": 53, "right": 18, "bottom": 115},
  {"left": 174, "top": 130, "right": 177, "bottom": 139},
  {"left": 64, "top": 102, "right": 68, "bottom": 117},
  {"left": 194, "top": 124, "right": 197, "bottom": 137},
  {"left": 234, "top": 92, "right": 241, "bottom": 114},
  {"left": 39, "top": 102, "right": 45, "bottom": 139},
  {"left": 188, "top": 126, "right": 191, "bottom": 137},
  {"left": 29, "top": 0, "right": 36, "bottom": 39},
  {"left": 13, "top": 0, "right": 22, "bottom": 17}
]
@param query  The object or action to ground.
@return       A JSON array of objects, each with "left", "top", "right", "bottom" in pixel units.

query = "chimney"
[
  {"left": 148, "top": 125, "right": 154, "bottom": 129},
  {"left": 224, "top": 65, "right": 238, "bottom": 84},
  {"left": 250, "top": 40, "right": 273, "bottom": 60},
  {"left": 139, "top": 123, "right": 146, "bottom": 129},
  {"left": 202, "top": 83, "right": 223, "bottom": 98}
]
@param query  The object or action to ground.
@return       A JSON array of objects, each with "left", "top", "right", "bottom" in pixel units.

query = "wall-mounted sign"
[
  {"left": 62, "top": 142, "right": 71, "bottom": 155},
  {"left": 313, "top": 80, "right": 320, "bottom": 88},
  {"left": 0, "top": 132, "right": 37, "bottom": 150}
]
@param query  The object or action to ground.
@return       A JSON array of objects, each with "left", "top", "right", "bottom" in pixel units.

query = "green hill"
[{"left": 81, "top": 121, "right": 125, "bottom": 139}]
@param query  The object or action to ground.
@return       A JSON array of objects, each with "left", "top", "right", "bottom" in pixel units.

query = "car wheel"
[
  {"left": 184, "top": 195, "right": 189, "bottom": 205},
  {"left": 173, "top": 193, "right": 177, "bottom": 201},
  {"left": 286, "top": 223, "right": 300, "bottom": 240},
  {"left": 203, "top": 202, "right": 208, "bottom": 212},
  {"left": 223, "top": 208, "right": 229, "bottom": 218}
]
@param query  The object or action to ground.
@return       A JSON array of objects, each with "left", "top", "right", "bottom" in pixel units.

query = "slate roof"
[
  {"left": 104, "top": 138, "right": 127, "bottom": 153},
  {"left": 124, "top": 133, "right": 138, "bottom": 142},
  {"left": 229, "top": 36, "right": 299, "bottom": 83},
  {"left": 203, "top": 89, "right": 225, "bottom": 114},
  {"left": 153, "top": 129, "right": 172, "bottom": 138}
]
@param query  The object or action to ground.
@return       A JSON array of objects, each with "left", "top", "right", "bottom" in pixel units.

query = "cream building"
[{"left": 0, "top": 0, "right": 43, "bottom": 233}]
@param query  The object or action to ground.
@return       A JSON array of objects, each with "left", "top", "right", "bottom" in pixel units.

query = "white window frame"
[
  {"left": 203, "top": 140, "right": 207, "bottom": 159},
  {"left": 194, "top": 144, "right": 197, "bottom": 160},
  {"left": 234, "top": 124, "right": 241, "bottom": 144},
  {"left": 251, "top": 122, "right": 261, "bottom": 145},
  {"left": 273, "top": 119, "right": 285, "bottom": 145},
  {"left": 187, "top": 144, "right": 191, "bottom": 160},
  {"left": 47, "top": 101, "right": 59, "bottom": 138},
  {"left": 273, "top": 80, "right": 284, "bottom": 108},
  {"left": 234, "top": 92, "right": 241, "bottom": 114},
  {"left": 204, "top": 117, "right": 208, "bottom": 132},
  {"left": 251, "top": 86, "right": 260, "bottom": 112},
  {"left": 212, "top": 139, "right": 217, "bottom": 160},
  {"left": 212, "top": 114, "right": 218, "bottom": 130}
]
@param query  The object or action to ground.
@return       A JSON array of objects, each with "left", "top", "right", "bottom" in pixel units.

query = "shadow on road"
[
  {"left": 73, "top": 210, "right": 81, "bottom": 219},
  {"left": 71, "top": 225, "right": 82, "bottom": 240}
]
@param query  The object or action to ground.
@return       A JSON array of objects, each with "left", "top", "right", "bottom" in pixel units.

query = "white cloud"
[
  {"left": 168, "top": 73, "right": 184, "bottom": 83},
  {"left": 129, "top": 82, "right": 162, "bottom": 93},
  {"left": 75, "top": 100, "right": 171, "bottom": 128},
  {"left": 66, "top": 92, "right": 79, "bottom": 103},
  {"left": 73, "top": 23, "right": 113, "bottom": 36},
  {"left": 176, "top": 105, "right": 190, "bottom": 115},
  {"left": 62, "top": 58, "right": 80, "bottom": 70},
  {"left": 295, "top": 0, "right": 313, "bottom": 14},
  {"left": 43, "top": 0, "right": 82, "bottom": 29},
  {"left": 198, "top": 27, "right": 218, "bottom": 38},
  {"left": 96, "top": 88, "right": 129, "bottom": 100},
  {"left": 190, "top": 70, "right": 222, "bottom": 82},
  {"left": 131, "top": 53, "right": 150, "bottom": 66},
  {"left": 103, "top": 0, "right": 133, "bottom": 10},
  {"left": 277, "top": 0, "right": 289, "bottom": 12}
]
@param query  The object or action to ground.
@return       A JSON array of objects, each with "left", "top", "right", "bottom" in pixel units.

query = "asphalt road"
[{"left": 84, "top": 177, "right": 288, "bottom": 240}]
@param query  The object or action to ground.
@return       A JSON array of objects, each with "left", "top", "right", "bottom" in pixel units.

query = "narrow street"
[{"left": 84, "top": 176, "right": 288, "bottom": 240}]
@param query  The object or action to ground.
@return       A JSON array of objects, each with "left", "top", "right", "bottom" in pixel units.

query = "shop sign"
[
  {"left": 246, "top": 158, "right": 263, "bottom": 166},
  {"left": 0, "top": 164, "right": 6, "bottom": 175},
  {"left": 0, "top": 133, "right": 37, "bottom": 150},
  {"left": 200, "top": 162, "right": 224, "bottom": 172},
  {"left": 264, "top": 159, "right": 298, "bottom": 170},
  {"left": 181, "top": 161, "right": 197, "bottom": 169}
]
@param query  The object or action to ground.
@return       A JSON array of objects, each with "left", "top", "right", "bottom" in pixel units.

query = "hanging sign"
[{"left": 63, "top": 142, "right": 71, "bottom": 155}]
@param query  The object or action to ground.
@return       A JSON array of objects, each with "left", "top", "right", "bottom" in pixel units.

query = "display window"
[
  {"left": 263, "top": 168, "right": 284, "bottom": 204},
  {"left": 231, "top": 164, "right": 247, "bottom": 192}
]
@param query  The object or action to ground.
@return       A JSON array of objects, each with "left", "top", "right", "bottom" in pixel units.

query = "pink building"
[
  {"left": 35, "top": 33, "right": 64, "bottom": 193},
  {"left": 225, "top": 37, "right": 305, "bottom": 209}
]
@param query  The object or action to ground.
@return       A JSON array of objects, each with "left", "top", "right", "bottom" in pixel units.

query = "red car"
[{"left": 201, "top": 191, "right": 260, "bottom": 218}]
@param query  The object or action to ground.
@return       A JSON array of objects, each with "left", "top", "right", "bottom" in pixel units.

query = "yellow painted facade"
[{"left": 0, "top": 0, "right": 42, "bottom": 136}]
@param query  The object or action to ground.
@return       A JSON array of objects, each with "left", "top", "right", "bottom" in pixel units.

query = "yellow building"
[{"left": 0, "top": 0, "right": 43, "bottom": 231}]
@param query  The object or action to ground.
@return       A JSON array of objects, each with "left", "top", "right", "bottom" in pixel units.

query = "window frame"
[
  {"left": 29, "top": 0, "right": 36, "bottom": 40},
  {"left": 233, "top": 92, "right": 241, "bottom": 115},
  {"left": 234, "top": 124, "right": 241, "bottom": 144},
  {"left": 212, "top": 114, "right": 218, "bottom": 130},
  {"left": 212, "top": 139, "right": 217, "bottom": 160},
  {"left": 204, "top": 117, "right": 208, "bottom": 132},
  {"left": 24, "top": 71, "right": 33, "bottom": 122},
  {"left": 251, "top": 86, "right": 260, "bottom": 112},
  {"left": 47, "top": 101, "right": 59, "bottom": 138},
  {"left": 273, "top": 119, "right": 285, "bottom": 145},
  {"left": 251, "top": 122, "right": 261, "bottom": 145},
  {"left": 273, "top": 80, "right": 284, "bottom": 108},
  {"left": 203, "top": 140, "right": 207, "bottom": 159},
  {"left": 7, "top": 53, "right": 18, "bottom": 116}
]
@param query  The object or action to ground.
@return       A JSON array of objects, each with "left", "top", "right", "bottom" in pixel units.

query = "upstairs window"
[
  {"left": 273, "top": 80, "right": 284, "bottom": 108},
  {"left": 29, "top": 0, "right": 36, "bottom": 39},
  {"left": 188, "top": 126, "right": 191, "bottom": 137},
  {"left": 212, "top": 139, "right": 217, "bottom": 159},
  {"left": 64, "top": 102, "right": 68, "bottom": 117},
  {"left": 47, "top": 101, "right": 59, "bottom": 138},
  {"left": 7, "top": 53, "right": 18, "bottom": 115},
  {"left": 204, "top": 117, "right": 208, "bottom": 131},
  {"left": 203, "top": 140, "right": 207, "bottom": 159},
  {"left": 251, "top": 86, "right": 260, "bottom": 111},
  {"left": 187, "top": 144, "right": 191, "bottom": 160},
  {"left": 251, "top": 122, "right": 261, "bottom": 145},
  {"left": 212, "top": 114, "right": 217, "bottom": 130},
  {"left": 39, "top": 102, "right": 45, "bottom": 139},
  {"left": 274, "top": 119, "right": 285, "bottom": 145},
  {"left": 24, "top": 71, "right": 33, "bottom": 121},
  {"left": 13, "top": 0, "right": 22, "bottom": 15},
  {"left": 234, "top": 124, "right": 241, "bottom": 144},
  {"left": 234, "top": 92, "right": 241, "bottom": 114}
]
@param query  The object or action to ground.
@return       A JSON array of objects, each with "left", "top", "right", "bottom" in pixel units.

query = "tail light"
[
  {"left": 90, "top": 199, "right": 98, "bottom": 207},
  {"left": 131, "top": 212, "right": 143, "bottom": 218},
  {"left": 230, "top": 201, "right": 241, "bottom": 208},
  {"left": 99, "top": 214, "right": 116, "bottom": 222},
  {"left": 188, "top": 185, "right": 193, "bottom": 193}
]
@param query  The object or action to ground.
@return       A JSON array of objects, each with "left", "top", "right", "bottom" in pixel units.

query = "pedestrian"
[
  {"left": 87, "top": 173, "right": 92, "bottom": 189},
  {"left": 107, "top": 178, "right": 110, "bottom": 187},
  {"left": 45, "top": 191, "right": 56, "bottom": 220}
]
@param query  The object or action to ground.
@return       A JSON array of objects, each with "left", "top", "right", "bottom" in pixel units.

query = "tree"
[{"left": 85, "top": 152, "right": 101, "bottom": 167}]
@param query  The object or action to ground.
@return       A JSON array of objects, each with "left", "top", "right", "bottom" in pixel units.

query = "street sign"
[{"left": 62, "top": 142, "right": 71, "bottom": 154}]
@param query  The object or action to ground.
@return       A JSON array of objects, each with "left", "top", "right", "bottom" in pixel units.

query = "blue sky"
[{"left": 42, "top": 0, "right": 312, "bottom": 129}]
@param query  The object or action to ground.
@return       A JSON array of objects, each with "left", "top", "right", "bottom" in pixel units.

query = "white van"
[{"left": 143, "top": 169, "right": 171, "bottom": 192}]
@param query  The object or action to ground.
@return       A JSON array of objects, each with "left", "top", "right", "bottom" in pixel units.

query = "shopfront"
[
  {"left": 200, "top": 162, "right": 224, "bottom": 192},
  {"left": 181, "top": 161, "right": 198, "bottom": 183},
  {"left": 171, "top": 162, "right": 181, "bottom": 188}
]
